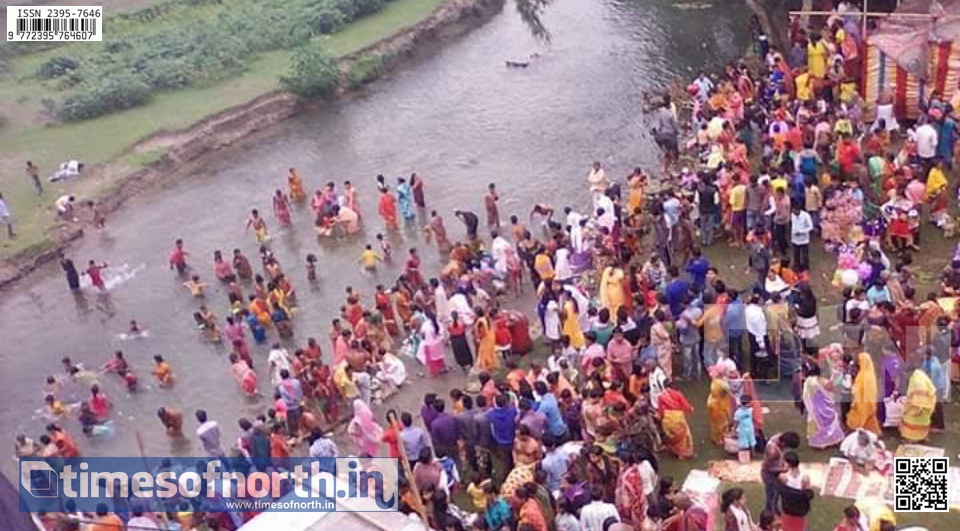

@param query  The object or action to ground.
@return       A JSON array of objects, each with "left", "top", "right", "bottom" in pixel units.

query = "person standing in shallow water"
[
  {"left": 397, "top": 177, "right": 416, "bottom": 221},
  {"left": 410, "top": 172, "right": 426, "bottom": 208},
  {"left": 378, "top": 188, "right": 399, "bottom": 230},
  {"left": 485, "top": 183, "right": 500, "bottom": 228}
]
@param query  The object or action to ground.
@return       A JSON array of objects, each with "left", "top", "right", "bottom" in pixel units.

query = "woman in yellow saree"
[
  {"left": 900, "top": 368, "right": 937, "bottom": 442},
  {"left": 847, "top": 352, "right": 881, "bottom": 435},
  {"left": 658, "top": 382, "right": 695, "bottom": 459},
  {"left": 706, "top": 376, "right": 732, "bottom": 445},
  {"left": 600, "top": 266, "right": 626, "bottom": 317},
  {"left": 560, "top": 292, "right": 586, "bottom": 350},
  {"left": 287, "top": 168, "right": 307, "bottom": 202},
  {"left": 473, "top": 308, "right": 499, "bottom": 372}
]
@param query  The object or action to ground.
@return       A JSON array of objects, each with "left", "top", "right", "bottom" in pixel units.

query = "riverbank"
[{"left": 0, "top": 0, "right": 504, "bottom": 288}]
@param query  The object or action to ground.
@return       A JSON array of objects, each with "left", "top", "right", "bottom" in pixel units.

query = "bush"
[
  {"left": 280, "top": 42, "right": 341, "bottom": 99},
  {"left": 301, "top": 0, "right": 348, "bottom": 35},
  {"left": 36, "top": 56, "right": 79, "bottom": 78},
  {"left": 57, "top": 74, "right": 152, "bottom": 121},
  {"left": 345, "top": 53, "right": 387, "bottom": 88}
]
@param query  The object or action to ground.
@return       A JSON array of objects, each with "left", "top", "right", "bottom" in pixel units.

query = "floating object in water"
[{"left": 505, "top": 60, "right": 529, "bottom": 68}]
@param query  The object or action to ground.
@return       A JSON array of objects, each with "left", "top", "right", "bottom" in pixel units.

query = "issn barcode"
[{"left": 16, "top": 18, "right": 97, "bottom": 34}]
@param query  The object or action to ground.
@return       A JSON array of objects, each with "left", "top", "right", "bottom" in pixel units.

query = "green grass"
[{"left": 0, "top": 0, "right": 448, "bottom": 260}]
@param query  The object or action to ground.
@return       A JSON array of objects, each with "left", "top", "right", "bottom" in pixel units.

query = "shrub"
[
  {"left": 57, "top": 74, "right": 152, "bottom": 121},
  {"left": 345, "top": 53, "right": 387, "bottom": 88},
  {"left": 36, "top": 56, "right": 79, "bottom": 78},
  {"left": 301, "top": 0, "right": 348, "bottom": 35},
  {"left": 280, "top": 42, "right": 341, "bottom": 98}
]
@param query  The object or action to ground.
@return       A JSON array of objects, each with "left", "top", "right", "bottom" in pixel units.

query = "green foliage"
[
  {"left": 57, "top": 74, "right": 152, "bottom": 121},
  {"left": 36, "top": 56, "right": 79, "bottom": 78},
  {"left": 280, "top": 42, "right": 341, "bottom": 98},
  {"left": 42, "top": 0, "right": 394, "bottom": 120},
  {"left": 345, "top": 53, "right": 389, "bottom": 88}
]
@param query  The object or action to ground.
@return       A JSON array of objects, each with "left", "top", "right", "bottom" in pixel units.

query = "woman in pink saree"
[
  {"left": 272, "top": 189, "right": 292, "bottom": 227},
  {"left": 801, "top": 365, "right": 845, "bottom": 448},
  {"left": 347, "top": 399, "right": 384, "bottom": 457},
  {"left": 230, "top": 354, "right": 258, "bottom": 396},
  {"left": 419, "top": 312, "right": 447, "bottom": 377}
]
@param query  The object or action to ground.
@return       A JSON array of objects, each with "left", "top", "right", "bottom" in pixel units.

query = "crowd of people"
[{"left": 12, "top": 5, "right": 960, "bottom": 531}]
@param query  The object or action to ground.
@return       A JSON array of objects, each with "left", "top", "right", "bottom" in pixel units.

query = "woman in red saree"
[
  {"left": 657, "top": 382, "right": 695, "bottom": 459},
  {"left": 377, "top": 189, "right": 399, "bottom": 230},
  {"left": 374, "top": 285, "right": 401, "bottom": 336},
  {"left": 405, "top": 248, "right": 424, "bottom": 289},
  {"left": 616, "top": 452, "right": 648, "bottom": 528},
  {"left": 311, "top": 360, "right": 339, "bottom": 422},
  {"left": 344, "top": 294, "right": 364, "bottom": 328}
]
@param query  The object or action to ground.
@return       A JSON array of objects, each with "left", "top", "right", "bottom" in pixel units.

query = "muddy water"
[{"left": 0, "top": 0, "right": 748, "bottom": 472}]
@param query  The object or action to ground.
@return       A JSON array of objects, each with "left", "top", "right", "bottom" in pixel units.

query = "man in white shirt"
[
  {"left": 744, "top": 293, "right": 768, "bottom": 372},
  {"left": 790, "top": 205, "right": 814, "bottom": 272},
  {"left": 915, "top": 118, "right": 938, "bottom": 167},
  {"left": 55, "top": 194, "right": 76, "bottom": 220},
  {"left": 579, "top": 485, "right": 620, "bottom": 531},
  {"left": 431, "top": 278, "right": 450, "bottom": 325},
  {"left": 647, "top": 358, "right": 668, "bottom": 410}
]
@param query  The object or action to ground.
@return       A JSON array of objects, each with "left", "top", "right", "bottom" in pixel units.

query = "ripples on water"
[{"left": 0, "top": 0, "right": 747, "bottom": 470}]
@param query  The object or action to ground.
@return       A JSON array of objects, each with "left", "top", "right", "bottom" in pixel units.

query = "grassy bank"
[{"left": 0, "top": 0, "right": 448, "bottom": 260}]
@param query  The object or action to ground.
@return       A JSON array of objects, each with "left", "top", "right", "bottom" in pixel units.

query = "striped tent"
[{"left": 862, "top": 0, "right": 960, "bottom": 121}]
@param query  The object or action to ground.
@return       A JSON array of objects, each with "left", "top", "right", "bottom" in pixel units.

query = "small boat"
[{"left": 505, "top": 60, "right": 530, "bottom": 68}]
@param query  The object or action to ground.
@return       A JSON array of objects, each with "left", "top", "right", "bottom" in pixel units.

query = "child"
[
  {"left": 734, "top": 394, "right": 756, "bottom": 463},
  {"left": 151, "top": 355, "right": 173, "bottom": 387},
  {"left": 466, "top": 473, "right": 492, "bottom": 511},
  {"left": 360, "top": 244, "right": 382, "bottom": 271},
  {"left": 128, "top": 320, "right": 146, "bottom": 338},
  {"left": 44, "top": 394, "right": 66, "bottom": 416},
  {"left": 305, "top": 254, "right": 318, "bottom": 282},
  {"left": 84, "top": 260, "right": 107, "bottom": 290},
  {"left": 375, "top": 233, "right": 392, "bottom": 260},
  {"left": 449, "top": 389, "right": 465, "bottom": 414},
  {"left": 183, "top": 275, "right": 206, "bottom": 297},
  {"left": 435, "top": 449, "right": 461, "bottom": 492}
]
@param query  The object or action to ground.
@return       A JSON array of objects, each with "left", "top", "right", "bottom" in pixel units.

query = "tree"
[{"left": 280, "top": 42, "right": 341, "bottom": 99}]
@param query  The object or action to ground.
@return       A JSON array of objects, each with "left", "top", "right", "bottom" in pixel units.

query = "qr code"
[{"left": 893, "top": 457, "right": 950, "bottom": 512}]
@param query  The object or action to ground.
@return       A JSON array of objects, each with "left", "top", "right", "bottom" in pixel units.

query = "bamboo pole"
[{"left": 385, "top": 411, "right": 430, "bottom": 528}]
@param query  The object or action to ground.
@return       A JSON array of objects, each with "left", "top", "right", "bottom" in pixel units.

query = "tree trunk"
[{"left": 743, "top": 0, "right": 793, "bottom": 53}]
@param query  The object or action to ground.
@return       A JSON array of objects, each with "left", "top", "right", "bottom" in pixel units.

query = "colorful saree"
[
  {"left": 658, "top": 388, "right": 694, "bottom": 459},
  {"left": 706, "top": 378, "right": 732, "bottom": 445},
  {"left": 802, "top": 376, "right": 845, "bottom": 448},
  {"left": 847, "top": 352, "right": 881, "bottom": 435},
  {"left": 900, "top": 369, "right": 936, "bottom": 442}
]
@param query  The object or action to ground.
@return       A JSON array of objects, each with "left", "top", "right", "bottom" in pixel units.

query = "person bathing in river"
[
  {"left": 378, "top": 187, "right": 399, "bottom": 230},
  {"left": 485, "top": 183, "right": 501, "bottom": 228},
  {"left": 246, "top": 208, "right": 269, "bottom": 243},
  {"left": 397, "top": 177, "right": 416, "bottom": 221},
  {"left": 272, "top": 189, "right": 292, "bottom": 227},
  {"left": 287, "top": 167, "right": 307, "bottom": 201}
]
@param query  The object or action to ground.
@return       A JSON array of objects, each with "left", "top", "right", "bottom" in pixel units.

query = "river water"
[{"left": 0, "top": 0, "right": 747, "bottom": 473}]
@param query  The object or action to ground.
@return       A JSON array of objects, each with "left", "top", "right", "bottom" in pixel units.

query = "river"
[{"left": 0, "top": 0, "right": 748, "bottom": 473}]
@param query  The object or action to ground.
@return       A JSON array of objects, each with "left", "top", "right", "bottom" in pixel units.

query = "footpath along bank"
[{"left": 0, "top": 0, "right": 504, "bottom": 288}]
